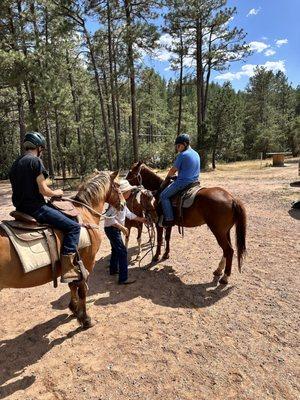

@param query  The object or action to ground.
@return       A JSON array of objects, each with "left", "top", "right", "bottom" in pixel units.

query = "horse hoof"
[
  {"left": 82, "top": 317, "right": 93, "bottom": 329},
  {"left": 213, "top": 270, "right": 223, "bottom": 277},
  {"left": 152, "top": 256, "right": 160, "bottom": 262},
  {"left": 162, "top": 254, "right": 169, "bottom": 260}
]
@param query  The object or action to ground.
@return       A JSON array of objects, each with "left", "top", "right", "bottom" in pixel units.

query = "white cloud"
[
  {"left": 265, "top": 49, "right": 276, "bottom": 57},
  {"left": 249, "top": 41, "right": 269, "bottom": 53},
  {"left": 275, "top": 39, "right": 288, "bottom": 47},
  {"left": 215, "top": 60, "right": 286, "bottom": 81},
  {"left": 247, "top": 8, "right": 260, "bottom": 17}
]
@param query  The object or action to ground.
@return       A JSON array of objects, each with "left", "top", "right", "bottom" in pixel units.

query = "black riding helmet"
[
  {"left": 175, "top": 133, "right": 190, "bottom": 146},
  {"left": 23, "top": 132, "right": 46, "bottom": 149}
]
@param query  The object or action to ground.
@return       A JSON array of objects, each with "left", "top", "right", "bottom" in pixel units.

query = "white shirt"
[{"left": 104, "top": 205, "right": 137, "bottom": 228}]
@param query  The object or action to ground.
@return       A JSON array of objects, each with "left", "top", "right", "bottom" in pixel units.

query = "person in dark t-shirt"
[{"left": 9, "top": 132, "right": 81, "bottom": 283}]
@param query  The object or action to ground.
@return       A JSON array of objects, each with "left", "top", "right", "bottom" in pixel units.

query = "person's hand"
[
  {"left": 141, "top": 217, "right": 148, "bottom": 225},
  {"left": 122, "top": 227, "right": 129, "bottom": 237},
  {"left": 54, "top": 189, "right": 64, "bottom": 197}
]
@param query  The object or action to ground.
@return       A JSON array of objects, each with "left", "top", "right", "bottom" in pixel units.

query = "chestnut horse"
[
  {"left": 125, "top": 187, "right": 158, "bottom": 260},
  {"left": 0, "top": 171, "right": 125, "bottom": 328},
  {"left": 126, "top": 162, "right": 247, "bottom": 284}
]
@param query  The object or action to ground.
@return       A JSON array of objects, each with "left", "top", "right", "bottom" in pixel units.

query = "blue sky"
[{"left": 87, "top": 0, "right": 300, "bottom": 91}]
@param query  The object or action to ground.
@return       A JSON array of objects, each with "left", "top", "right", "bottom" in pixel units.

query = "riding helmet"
[
  {"left": 175, "top": 133, "right": 190, "bottom": 146},
  {"left": 23, "top": 132, "right": 46, "bottom": 148}
]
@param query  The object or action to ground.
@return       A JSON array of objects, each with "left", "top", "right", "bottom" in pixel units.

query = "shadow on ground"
[
  {"left": 51, "top": 245, "right": 233, "bottom": 312},
  {"left": 0, "top": 314, "right": 81, "bottom": 399}
]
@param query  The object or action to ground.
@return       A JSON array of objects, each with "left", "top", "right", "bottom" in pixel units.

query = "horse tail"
[{"left": 233, "top": 199, "right": 247, "bottom": 273}]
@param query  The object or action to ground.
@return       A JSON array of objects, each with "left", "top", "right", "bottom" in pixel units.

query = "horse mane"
[
  {"left": 141, "top": 164, "right": 163, "bottom": 187},
  {"left": 74, "top": 171, "right": 111, "bottom": 206}
]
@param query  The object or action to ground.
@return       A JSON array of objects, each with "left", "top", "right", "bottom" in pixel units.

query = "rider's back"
[
  {"left": 175, "top": 147, "right": 200, "bottom": 183},
  {"left": 9, "top": 154, "right": 47, "bottom": 214}
]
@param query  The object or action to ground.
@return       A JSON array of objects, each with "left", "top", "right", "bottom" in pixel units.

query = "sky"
[{"left": 87, "top": 0, "right": 300, "bottom": 91}]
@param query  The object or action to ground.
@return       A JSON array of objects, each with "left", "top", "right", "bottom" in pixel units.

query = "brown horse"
[
  {"left": 126, "top": 162, "right": 247, "bottom": 284},
  {"left": 0, "top": 170, "right": 125, "bottom": 328},
  {"left": 125, "top": 187, "right": 157, "bottom": 260}
]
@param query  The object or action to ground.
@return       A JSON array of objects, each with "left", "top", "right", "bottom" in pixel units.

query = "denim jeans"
[
  {"left": 104, "top": 226, "right": 128, "bottom": 283},
  {"left": 30, "top": 204, "right": 81, "bottom": 255},
  {"left": 160, "top": 180, "right": 190, "bottom": 221}
]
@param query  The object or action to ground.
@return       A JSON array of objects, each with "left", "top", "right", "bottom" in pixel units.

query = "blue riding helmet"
[
  {"left": 23, "top": 132, "right": 46, "bottom": 148},
  {"left": 175, "top": 133, "right": 190, "bottom": 146}
]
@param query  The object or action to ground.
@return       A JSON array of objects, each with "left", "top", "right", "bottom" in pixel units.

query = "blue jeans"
[
  {"left": 160, "top": 180, "right": 190, "bottom": 221},
  {"left": 30, "top": 205, "right": 81, "bottom": 255},
  {"left": 104, "top": 226, "right": 128, "bottom": 283}
]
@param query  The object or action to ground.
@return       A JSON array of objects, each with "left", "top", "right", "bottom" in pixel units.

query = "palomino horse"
[
  {"left": 0, "top": 171, "right": 125, "bottom": 328},
  {"left": 126, "top": 162, "right": 247, "bottom": 284},
  {"left": 125, "top": 187, "right": 158, "bottom": 260}
]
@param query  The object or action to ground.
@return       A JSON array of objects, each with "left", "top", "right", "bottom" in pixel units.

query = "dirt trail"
[{"left": 0, "top": 163, "right": 299, "bottom": 400}]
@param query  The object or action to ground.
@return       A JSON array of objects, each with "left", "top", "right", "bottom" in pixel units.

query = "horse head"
[
  {"left": 140, "top": 189, "right": 158, "bottom": 224},
  {"left": 107, "top": 170, "right": 126, "bottom": 211},
  {"left": 126, "top": 161, "right": 143, "bottom": 186}
]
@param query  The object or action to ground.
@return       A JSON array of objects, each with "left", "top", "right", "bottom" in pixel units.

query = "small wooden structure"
[
  {"left": 52, "top": 176, "right": 83, "bottom": 190},
  {"left": 266, "top": 152, "right": 292, "bottom": 167}
]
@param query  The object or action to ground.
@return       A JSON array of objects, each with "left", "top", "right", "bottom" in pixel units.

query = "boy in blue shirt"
[{"left": 160, "top": 133, "right": 200, "bottom": 226}]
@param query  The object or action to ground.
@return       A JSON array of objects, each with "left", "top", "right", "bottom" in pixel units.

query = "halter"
[{"left": 129, "top": 165, "right": 143, "bottom": 186}]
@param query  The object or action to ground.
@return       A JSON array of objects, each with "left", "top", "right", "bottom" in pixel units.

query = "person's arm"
[
  {"left": 112, "top": 221, "right": 129, "bottom": 236},
  {"left": 36, "top": 174, "right": 63, "bottom": 197},
  {"left": 125, "top": 207, "right": 147, "bottom": 225},
  {"left": 166, "top": 166, "right": 178, "bottom": 178}
]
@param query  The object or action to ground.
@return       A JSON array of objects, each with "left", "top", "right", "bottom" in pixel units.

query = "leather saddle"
[
  {"left": 171, "top": 181, "right": 201, "bottom": 209},
  {"left": 2, "top": 211, "right": 59, "bottom": 287}
]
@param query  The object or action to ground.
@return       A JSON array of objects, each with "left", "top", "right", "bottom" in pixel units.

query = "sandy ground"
[{"left": 0, "top": 161, "right": 299, "bottom": 400}]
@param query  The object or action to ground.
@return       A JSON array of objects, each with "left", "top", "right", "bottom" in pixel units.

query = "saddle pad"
[
  {"left": 0, "top": 223, "right": 91, "bottom": 273},
  {"left": 182, "top": 185, "right": 202, "bottom": 208}
]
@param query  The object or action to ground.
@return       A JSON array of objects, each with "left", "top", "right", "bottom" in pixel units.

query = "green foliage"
[{"left": 0, "top": 0, "right": 299, "bottom": 179}]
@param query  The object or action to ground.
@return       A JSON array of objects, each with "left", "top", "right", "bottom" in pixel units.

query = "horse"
[
  {"left": 126, "top": 162, "right": 247, "bottom": 285},
  {"left": 125, "top": 187, "right": 157, "bottom": 260},
  {"left": 0, "top": 170, "right": 125, "bottom": 329}
]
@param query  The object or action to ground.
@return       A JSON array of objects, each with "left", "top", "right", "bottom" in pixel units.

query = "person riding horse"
[
  {"left": 160, "top": 133, "right": 200, "bottom": 227},
  {"left": 9, "top": 131, "right": 81, "bottom": 284}
]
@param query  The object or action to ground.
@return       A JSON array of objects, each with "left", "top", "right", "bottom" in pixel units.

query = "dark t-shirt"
[{"left": 9, "top": 154, "right": 49, "bottom": 214}]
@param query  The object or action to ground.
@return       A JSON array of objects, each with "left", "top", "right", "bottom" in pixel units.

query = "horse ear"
[
  {"left": 136, "top": 161, "right": 143, "bottom": 168},
  {"left": 110, "top": 170, "right": 119, "bottom": 181}
]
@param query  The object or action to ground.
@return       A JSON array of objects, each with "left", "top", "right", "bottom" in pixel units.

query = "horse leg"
[
  {"left": 153, "top": 226, "right": 163, "bottom": 262},
  {"left": 213, "top": 256, "right": 226, "bottom": 276},
  {"left": 210, "top": 228, "right": 234, "bottom": 285},
  {"left": 125, "top": 227, "right": 131, "bottom": 249},
  {"left": 68, "top": 282, "right": 79, "bottom": 316},
  {"left": 76, "top": 281, "right": 92, "bottom": 329},
  {"left": 162, "top": 227, "right": 172, "bottom": 260}
]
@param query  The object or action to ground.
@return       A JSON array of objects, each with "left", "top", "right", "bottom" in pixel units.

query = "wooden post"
[{"left": 272, "top": 154, "right": 285, "bottom": 167}]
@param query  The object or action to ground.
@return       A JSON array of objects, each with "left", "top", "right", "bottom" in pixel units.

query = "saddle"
[
  {"left": 1, "top": 209, "right": 90, "bottom": 288},
  {"left": 171, "top": 181, "right": 201, "bottom": 210}
]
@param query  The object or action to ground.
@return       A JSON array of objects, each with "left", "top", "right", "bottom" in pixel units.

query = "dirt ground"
[{"left": 0, "top": 160, "right": 299, "bottom": 400}]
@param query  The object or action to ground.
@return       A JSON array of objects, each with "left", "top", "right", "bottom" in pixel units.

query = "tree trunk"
[
  {"left": 66, "top": 50, "right": 84, "bottom": 174},
  {"left": 54, "top": 108, "right": 66, "bottom": 179},
  {"left": 107, "top": 0, "right": 120, "bottom": 169},
  {"left": 124, "top": 0, "right": 139, "bottom": 161},
  {"left": 83, "top": 25, "right": 113, "bottom": 170},
  {"left": 196, "top": 19, "right": 207, "bottom": 168},
  {"left": 16, "top": 85, "right": 26, "bottom": 151},
  {"left": 177, "top": 34, "right": 184, "bottom": 136}
]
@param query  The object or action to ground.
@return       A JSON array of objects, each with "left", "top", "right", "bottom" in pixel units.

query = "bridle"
[{"left": 128, "top": 165, "right": 143, "bottom": 186}]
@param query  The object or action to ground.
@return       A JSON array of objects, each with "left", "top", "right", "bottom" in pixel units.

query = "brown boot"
[{"left": 60, "top": 253, "right": 81, "bottom": 283}]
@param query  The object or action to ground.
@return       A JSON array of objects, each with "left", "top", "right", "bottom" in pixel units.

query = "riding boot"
[{"left": 60, "top": 253, "right": 81, "bottom": 283}]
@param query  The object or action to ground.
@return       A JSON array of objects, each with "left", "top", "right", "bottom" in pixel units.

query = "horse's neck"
[
  {"left": 141, "top": 167, "right": 163, "bottom": 191},
  {"left": 77, "top": 201, "right": 104, "bottom": 225}
]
